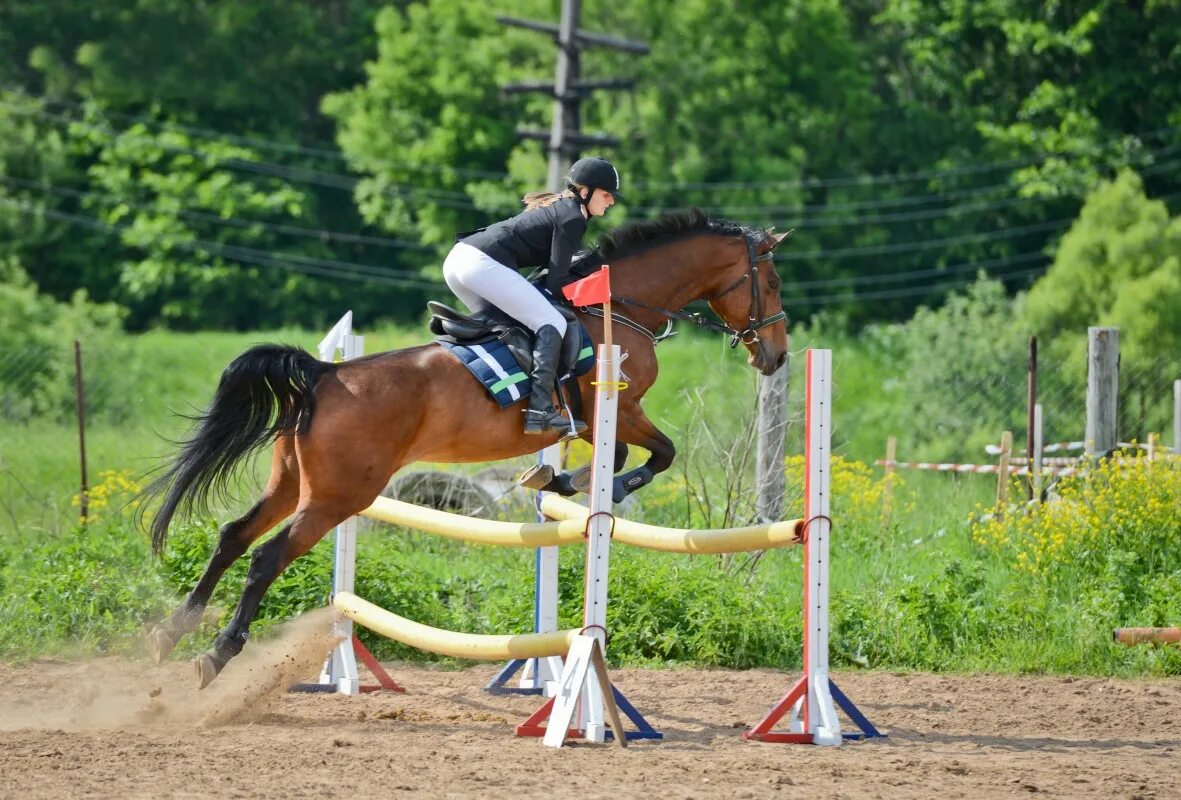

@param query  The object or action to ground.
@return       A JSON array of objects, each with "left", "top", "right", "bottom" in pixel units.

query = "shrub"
[{"left": 972, "top": 455, "right": 1181, "bottom": 669}]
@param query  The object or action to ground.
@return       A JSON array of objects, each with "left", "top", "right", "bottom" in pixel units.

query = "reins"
[{"left": 575, "top": 236, "right": 786, "bottom": 348}]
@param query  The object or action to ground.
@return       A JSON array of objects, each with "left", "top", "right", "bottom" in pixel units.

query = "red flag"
[{"left": 562, "top": 266, "right": 611, "bottom": 306}]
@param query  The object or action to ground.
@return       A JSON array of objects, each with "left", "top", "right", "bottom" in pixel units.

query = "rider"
[{"left": 443, "top": 156, "right": 623, "bottom": 435}]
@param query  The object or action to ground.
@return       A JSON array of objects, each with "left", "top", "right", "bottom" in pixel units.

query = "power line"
[
  {"left": 0, "top": 196, "right": 446, "bottom": 290},
  {"left": 0, "top": 195, "right": 1059, "bottom": 315},
  {"left": 785, "top": 262, "right": 1051, "bottom": 307},
  {"left": 725, "top": 154, "right": 1179, "bottom": 225},
  {"left": 621, "top": 142, "right": 1181, "bottom": 218},
  {"left": 776, "top": 218, "right": 1071, "bottom": 261},
  {"left": 0, "top": 174, "right": 1067, "bottom": 296},
  {"left": 10, "top": 95, "right": 1178, "bottom": 209},
  {"left": 634, "top": 125, "right": 1181, "bottom": 191},
  {"left": 11, "top": 105, "right": 500, "bottom": 209},
  {"left": 7, "top": 100, "right": 1176, "bottom": 303},
  {"left": 788, "top": 185, "right": 1181, "bottom": 289},
  {"left": 0, "top": 175, "right": 435, "bottom": 251},
  {"left": 790, "top": 249, "right": 1048, "bottom": 290},
  {"left": 25, "top": 95, "right": 512, "bottom": 180},
  {"left": 19, "top": 92, "right": 1176, "bottom": 193}
]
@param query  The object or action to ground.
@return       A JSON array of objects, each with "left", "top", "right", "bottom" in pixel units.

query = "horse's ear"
[{"left": 768, "top": 228, "right": 794, "bottom": 251}]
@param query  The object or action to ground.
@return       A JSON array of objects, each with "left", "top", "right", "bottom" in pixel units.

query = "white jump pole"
[
  {"left": 517, "top": 443, "right": 564, "bottom": 694},
  {"left": 578, "top": 343, "right": 622, "bottom": 742},
  {"left": 744, "top": 348, "right": 882, "bottom": 745},
  {"left": 535, "top": 342, "right": 635, "bottom": 747},
  {"left": 796, "top": 348, "right": 840, "bottom": 745},
  {"left": 319, "top": 312, "right": 364, "bottom": 695}
]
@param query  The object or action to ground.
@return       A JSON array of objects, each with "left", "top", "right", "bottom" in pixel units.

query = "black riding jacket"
[{"left": 460, "top": 197, "right": 587, "bottom": 293}]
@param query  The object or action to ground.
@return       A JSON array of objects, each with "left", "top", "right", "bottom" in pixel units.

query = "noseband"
[{"left": 582, "top": 235, "right": 786, "bottom": 348}]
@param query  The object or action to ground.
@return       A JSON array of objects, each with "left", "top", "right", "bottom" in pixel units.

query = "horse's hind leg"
[
  {"left": 193, "top": 499, "right": 356, "bottom": 689},
  {"left": 148, "top": 439, "right": 300, "bottom": 663}
]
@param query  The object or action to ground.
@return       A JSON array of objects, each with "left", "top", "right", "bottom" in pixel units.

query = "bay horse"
[{"left": 142, "top": 210, "right": 790, "bottom": 688}]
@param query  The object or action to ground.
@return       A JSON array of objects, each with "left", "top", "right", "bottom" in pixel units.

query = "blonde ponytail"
[{"left": 521, "top": 184, "right": 583, "bottom": 211}]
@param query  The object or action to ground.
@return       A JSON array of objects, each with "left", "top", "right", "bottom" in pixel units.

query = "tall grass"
[{"left": 2, "top": 322, "right": 1178, "bottom": 676}]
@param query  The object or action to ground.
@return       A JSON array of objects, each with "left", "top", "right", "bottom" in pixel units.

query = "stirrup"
[{"left": 523, "top": 407, "right": 586, "bottom": 436}]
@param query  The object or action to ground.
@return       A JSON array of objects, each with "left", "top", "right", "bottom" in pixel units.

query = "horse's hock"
[{"left": 383, "top": 470, "right": 494, "bottom": 515}]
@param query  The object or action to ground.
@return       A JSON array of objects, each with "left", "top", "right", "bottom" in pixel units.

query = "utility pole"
[{"left": 500, "top": 1, "right": 648, "bottom": 190}]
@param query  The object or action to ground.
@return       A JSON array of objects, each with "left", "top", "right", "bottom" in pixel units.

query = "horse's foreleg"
[
  {"left": 519, "top": 441, "right": 629, "bottom": 496},
  {"left": 193, "top": 501, "right": 350, "bottom": 689},
  {"left": 149, "top": 441, "right": 299, "bottom": 664},
  {"left": 612, "top": 405, "right": 676, "bottom": 502}
]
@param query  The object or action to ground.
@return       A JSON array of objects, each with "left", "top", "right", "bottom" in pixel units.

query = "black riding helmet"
[{"left": 567, "top": 156, "right": 624, "bottom": 202}]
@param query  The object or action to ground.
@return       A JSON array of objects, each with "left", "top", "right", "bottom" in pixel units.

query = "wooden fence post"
[
  {"left": 1174, "top": 379, "right": 1180, "bottom": 456},
  {"left": 996, "top": 431, "right": 1012, "bottom": 514},
  {"left": 1026, "top": 336, "right": 1037, "bottom": 501},
  {"left": 1085, "top": 327, "right": 1119, "bottom": 457},
  {"left": 755, "top": 361, "right": 789, "bottom": 523},
  {"left": 74, "top": 340, "right": 88, "bottom": 525},
  {"left": 1032, "top": 404, "right": 1043, "bottom": 503},
  {"left": 882, "top": 436, "right": 896, "bottom": 527}
]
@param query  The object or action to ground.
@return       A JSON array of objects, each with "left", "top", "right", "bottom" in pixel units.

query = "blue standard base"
[
  {"left": 485, "top": 658, "right": 544, "bottom": 696},
  {"left": 830, "top": 679, "right": 885, "bottom": 739},
  {"left": 605, "top": 684, "right": 663, "bottom": 741}
]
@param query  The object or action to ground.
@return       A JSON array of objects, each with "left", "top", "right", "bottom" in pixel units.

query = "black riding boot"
[{"left": 523, "top": 325, "right": 586, "bottom": 435}]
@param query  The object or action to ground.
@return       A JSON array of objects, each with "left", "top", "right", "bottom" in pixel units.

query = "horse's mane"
[{"left": 593, "top": 208, "right": 770, "bottom": 261}]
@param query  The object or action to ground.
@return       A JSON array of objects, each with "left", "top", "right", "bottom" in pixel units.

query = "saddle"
[{"left": 427, "top": 301, "right": 585, "bottom": 378}]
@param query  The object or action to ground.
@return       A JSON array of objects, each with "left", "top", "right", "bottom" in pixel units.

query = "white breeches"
[{"left": 442, "top": 242, "right": 567, "bottom": 337}]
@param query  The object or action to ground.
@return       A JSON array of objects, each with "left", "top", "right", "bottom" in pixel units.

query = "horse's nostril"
[{"left": 776, "top": 352, "right": 787, "bottom": 368}]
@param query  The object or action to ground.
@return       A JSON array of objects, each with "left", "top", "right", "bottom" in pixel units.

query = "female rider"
[{"left": 442, "top": 156, "right": 623, "bottom": 435}]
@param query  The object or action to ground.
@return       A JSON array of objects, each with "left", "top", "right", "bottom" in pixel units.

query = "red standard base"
[
  {"left": 515, "top": 696, "right": 582, "bottom": 739},
  {"left": 354, "top": 635, "right": 407, "bottom": 693},
  {"left": 743, "top": 675, "right": 808, "bottom": 743}
]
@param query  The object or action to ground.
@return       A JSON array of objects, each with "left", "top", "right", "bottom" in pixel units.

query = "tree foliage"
[
  {"left": 0, "top": 0, "right": 1179, "bottom": 334},
  {"left": 1024, "top": 170, "right": 1181, "bottom": 362}
]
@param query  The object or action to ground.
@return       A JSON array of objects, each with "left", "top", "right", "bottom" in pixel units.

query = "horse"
[{"left": 141, "top": 209, "right": 791, "bottom": 688}]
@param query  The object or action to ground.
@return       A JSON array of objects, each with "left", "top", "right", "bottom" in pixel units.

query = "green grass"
[{"left": 2, "top": 322, "right": 1178, "bottom": 677}]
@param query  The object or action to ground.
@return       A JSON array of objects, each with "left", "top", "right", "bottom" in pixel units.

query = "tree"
[
  {"left": 1024, "top": 169, "right": 1181, "bottom": 362},
  {"left": 323, "top": 1, "right": 544, "bottom": 248}
]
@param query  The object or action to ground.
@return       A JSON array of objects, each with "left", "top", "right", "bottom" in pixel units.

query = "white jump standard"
[{"left": 744, "top": 349, "right": 883, "bottom": 745}]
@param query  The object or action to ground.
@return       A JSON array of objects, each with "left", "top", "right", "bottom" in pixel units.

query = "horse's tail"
[{"left": 141, "top": 344, "right": 332, "bottom": 556}]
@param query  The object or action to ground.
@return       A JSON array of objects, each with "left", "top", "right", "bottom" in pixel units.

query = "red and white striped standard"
[{"left": 876, "top": 460, "right": 1079, "bottom": 477}]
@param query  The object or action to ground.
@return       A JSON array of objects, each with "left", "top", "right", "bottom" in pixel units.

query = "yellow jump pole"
[
  {"left": 362, "top": 495, "right": 586, "bottom": 547},
  {"left": 334, "top": 592, "right": 578, "bottom": 660},
  {"left": 540, "top": 495, "right": 804, "bottom": 553}
]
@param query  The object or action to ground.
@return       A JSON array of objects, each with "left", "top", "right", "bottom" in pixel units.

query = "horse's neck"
[{"left": 612, "top": 237, "right": 730, "bottom": 311}]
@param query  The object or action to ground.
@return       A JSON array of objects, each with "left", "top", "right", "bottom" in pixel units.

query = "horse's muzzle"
[{"left": 748, "top": 340, "right": 786, "bottom": 376}]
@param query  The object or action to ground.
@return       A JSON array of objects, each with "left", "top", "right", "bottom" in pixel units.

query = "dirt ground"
[{"left": 1, "top": 616, "right": 1178, "bottom": 800}]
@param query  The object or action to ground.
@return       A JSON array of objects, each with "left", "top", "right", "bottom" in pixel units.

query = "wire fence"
[
  {"left": 869, "top": 339, "right": 1180, "bottom": 468},
  {"left": 0, "top": 338, "right": 135, "bottom": 425},
  {"left": 5, "top": 334, "right": 1177, "bottom": 453}
]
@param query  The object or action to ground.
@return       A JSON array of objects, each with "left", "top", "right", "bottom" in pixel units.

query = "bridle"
[{"left": 577, "top": 235, "right": 787, "bottom": 348}]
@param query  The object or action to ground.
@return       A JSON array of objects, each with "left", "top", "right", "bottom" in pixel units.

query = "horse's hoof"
[
  {"left": 193, "top": 653, "right": 221, "bottom": 690},
  {"left": 147, "top": 625, "right": 177, "bottom": 664},
  {"left": 567, "top": 465, "right": 593, "bottom": 494},
  {"left": 517, "top": 464, "right": 554, "bottom": 491}
]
